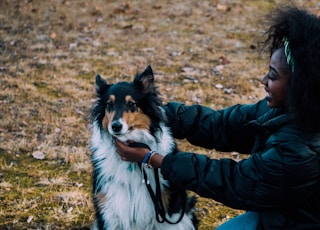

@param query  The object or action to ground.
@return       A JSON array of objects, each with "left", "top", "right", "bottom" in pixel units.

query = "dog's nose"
[{"left": 111, "top": 121, "right": 122, "bottom": 133}]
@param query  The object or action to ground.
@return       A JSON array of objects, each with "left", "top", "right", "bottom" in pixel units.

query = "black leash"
[
  {"left": 128, "top": 142, "right": 186, "bottom": 224},
  {"left": 141, "top": 164, "right": 186, "bottom": 224}
]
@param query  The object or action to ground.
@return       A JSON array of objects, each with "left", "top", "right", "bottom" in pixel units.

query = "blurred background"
[{"left": 1, "top": 0, "right": 319, "bottom": 229}]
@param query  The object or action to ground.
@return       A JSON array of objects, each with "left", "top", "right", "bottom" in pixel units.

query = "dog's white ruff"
[{"left": 91, "top": 120, "right": 195, "bottom": 230}]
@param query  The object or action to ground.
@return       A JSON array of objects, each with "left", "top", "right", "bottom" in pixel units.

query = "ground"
[{"left": 0, "top": 0, "right": 319, "bottom": 229}]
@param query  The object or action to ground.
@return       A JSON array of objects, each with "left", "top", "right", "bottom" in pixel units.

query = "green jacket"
[{"left": 161, "top": 99, "right": 320, "bottom": 229}]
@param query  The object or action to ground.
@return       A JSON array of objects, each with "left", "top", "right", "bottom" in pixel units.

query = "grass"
[{"left": 0, "top": 0, "right": 319, "bottom": 229}]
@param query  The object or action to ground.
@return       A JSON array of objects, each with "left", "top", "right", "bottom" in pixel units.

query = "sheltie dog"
[{"left": 90, "top": 65, "right": 197, "bottom": 230}]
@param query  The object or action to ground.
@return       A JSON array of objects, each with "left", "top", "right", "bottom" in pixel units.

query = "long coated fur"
[{"left": 90, "top": 65, "right": 197, "bottom": 230}]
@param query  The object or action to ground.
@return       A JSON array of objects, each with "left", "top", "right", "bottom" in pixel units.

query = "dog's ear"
[
  {"left": 95, "top": 74, "right": 108, "bottom": 95},
  {"left": 134, "top": 65, "right": 155, "bottom": 93}
]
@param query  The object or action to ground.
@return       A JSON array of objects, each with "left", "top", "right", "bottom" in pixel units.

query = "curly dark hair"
[{"left": 264, "top": 6, "right": 320, "bottom": 131}]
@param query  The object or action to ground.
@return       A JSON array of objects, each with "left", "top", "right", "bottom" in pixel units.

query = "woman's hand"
[{"left": 115, "top": 139, "right": 150, "bottom": 162}]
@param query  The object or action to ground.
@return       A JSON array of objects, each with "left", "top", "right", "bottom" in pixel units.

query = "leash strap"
[
  {"left": 130, "top": 142, "right": 186, "bottom": 224},
  {"left": 141, "top": 165, "right": 186, "bottom": 224}
]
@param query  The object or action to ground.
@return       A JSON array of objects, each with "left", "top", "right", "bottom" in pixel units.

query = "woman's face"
[{"left": 261, "top": 48, "right": 291, "bottom": 108}]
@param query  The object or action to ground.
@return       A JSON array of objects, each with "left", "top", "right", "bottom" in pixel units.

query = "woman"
[{"left": 116, "top": 6, "right": 320, "bottom": 229}]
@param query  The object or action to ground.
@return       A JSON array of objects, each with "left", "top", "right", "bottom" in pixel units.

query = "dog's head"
[{"left": 92, "top": 65, "right": 165, "bottom": 139}]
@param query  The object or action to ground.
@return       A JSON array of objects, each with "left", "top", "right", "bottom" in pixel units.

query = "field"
[{"left": 1, "top": 0, "right": 319, "bottom": 229}]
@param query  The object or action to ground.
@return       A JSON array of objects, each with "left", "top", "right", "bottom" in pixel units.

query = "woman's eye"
[{"left": 268, "top": 71, "right": 277, "bottom": 81}]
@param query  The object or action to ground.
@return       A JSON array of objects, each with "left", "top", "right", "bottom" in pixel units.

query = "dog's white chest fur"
[{"left": 90, "top": 122, "right": 195, "bottom": 230}]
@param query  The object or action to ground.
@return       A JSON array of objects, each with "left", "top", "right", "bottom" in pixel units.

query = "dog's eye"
[
  {"left": 128, "top": 101, "right": 135, "bottom": 107},
  {"left": 106, "top": 101, "right": 114, "bottom": 111},
  {"left": 127, "top": 101, "right": 137, "bottom": 112}
]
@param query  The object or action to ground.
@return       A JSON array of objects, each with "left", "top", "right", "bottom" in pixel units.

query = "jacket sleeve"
[
  {"left": 161, "top": 129, "right": 320, "bottom": 211},
  {"left": 161, "top": 151, "right": 281, "bottom": 210},
  {"left": 164, "top": 99, "right": 270, "bottom": 153}
]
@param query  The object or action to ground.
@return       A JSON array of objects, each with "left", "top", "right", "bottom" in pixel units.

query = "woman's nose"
[{"left": 260, "top": 74, "right": 267, "bottom": 85}]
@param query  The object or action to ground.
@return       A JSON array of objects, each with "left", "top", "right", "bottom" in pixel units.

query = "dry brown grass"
[{"left": 1, "top": 0, "right": 319, "bottom": 229}]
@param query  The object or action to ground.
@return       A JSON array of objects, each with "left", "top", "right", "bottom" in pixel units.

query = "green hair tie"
[{"left": 283, "top": 37, "right": 295, "bottom": 73}]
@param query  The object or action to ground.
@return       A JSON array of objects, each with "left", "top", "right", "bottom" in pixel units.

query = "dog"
[{"left": 90, "top": 65, "right": 198, "bottom": 230}]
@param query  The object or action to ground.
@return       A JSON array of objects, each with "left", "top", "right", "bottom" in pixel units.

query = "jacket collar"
[{"left": 248, "top": 108, "right": 292, "bottom": 133}]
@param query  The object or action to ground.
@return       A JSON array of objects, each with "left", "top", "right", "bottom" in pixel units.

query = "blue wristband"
[{"left": 142, "top": 150, "right": 156, "bottom": 163}]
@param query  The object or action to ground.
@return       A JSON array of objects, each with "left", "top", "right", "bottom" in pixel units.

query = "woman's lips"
[
  {"left": 264, "top": 87, "right": 272, "bottom": 101},
  {"left": 266, "top": 95, "right": 272, "bottom": 101}
]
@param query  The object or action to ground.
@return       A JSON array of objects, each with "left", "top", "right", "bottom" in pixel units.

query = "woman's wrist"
[
  {"left": 141, "top": 151, "right": 164, "bottom": 168},
  {"left": 148, "top": 153, "right": 163, "bottom": 168},
  {"left": 142, "top": 150, "right": 156, "bottom": 164}
]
